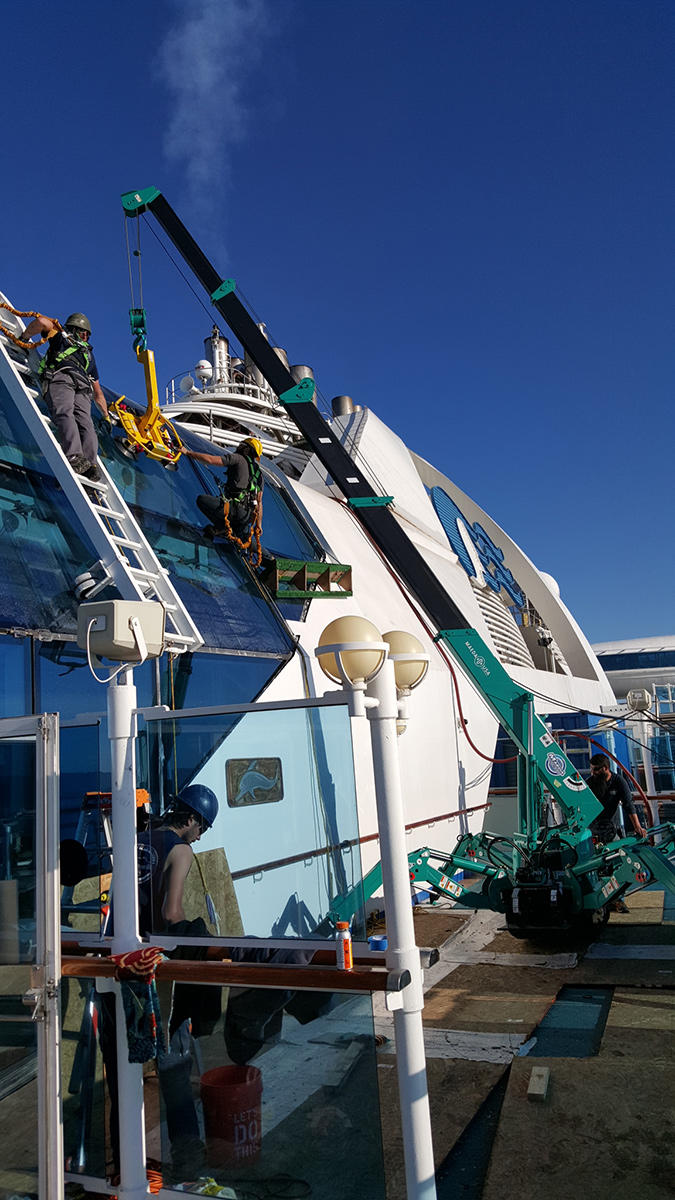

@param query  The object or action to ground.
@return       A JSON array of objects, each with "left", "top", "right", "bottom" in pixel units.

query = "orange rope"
[
  {"left": 0, "top": 302, "right": 62, "bottom": 349},
  {"left": 220, "top": 491, "right": 263, "bottom": 567}
]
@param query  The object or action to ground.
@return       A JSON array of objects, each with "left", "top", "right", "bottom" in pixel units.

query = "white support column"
[
  {"left": 366, "top": 659, "right": 437, "bottom": 1200},
  {"left": 106, "top": 669, "right": 148, "bottom": 1198}
]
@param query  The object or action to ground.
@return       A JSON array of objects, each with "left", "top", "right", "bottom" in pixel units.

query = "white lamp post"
[
  {"left": 77, "top": 600, "right": 166, "bottom": 1200},
  {"left": 316, "top": 617, "right": 436, "bottom": 1200}
]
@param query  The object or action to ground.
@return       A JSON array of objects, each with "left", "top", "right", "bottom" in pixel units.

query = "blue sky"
[{"left": 2, "top": 0, "right": 672, "bottom": 642}]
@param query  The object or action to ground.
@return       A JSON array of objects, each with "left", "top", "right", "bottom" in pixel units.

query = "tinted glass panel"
[
  {"left": 142, "top": 703, "right": 364, "bottom": 939},
  {"left": 0, "top": 732, "right": 38, "bottom": 1196},
  {"left": 0, "top": 634, "right": 30, "bottom": 716},
  {"left": 158, "top": 651, "right": 283, "bottom": 712},
  {"left": 36, "top": 642, "right": 154, "bottom": 720},
  {"left": 97, "top": 424, "right": 293, "bottom": 656}
]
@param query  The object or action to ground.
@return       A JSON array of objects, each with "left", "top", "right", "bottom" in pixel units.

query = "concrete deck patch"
[{"left": 482, "top": 1057, "right": 674, "bottom": 1200}]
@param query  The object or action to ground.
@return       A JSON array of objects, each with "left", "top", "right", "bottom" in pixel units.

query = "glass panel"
[
  {"left": 35, "top": 641, "right": 154, "bottom": 723},
  {"left": 0, "top": 380, "right": 293, "bottom": 656},
  {"left": 259, "top": 474, "right": 323, "bottom": 562},
  {"left": 142, "top": 702, "right": 365, "bottom": 940},
  {"left": 61, "top": 976, "right": 109, "bottom": 1179},
  {"left": 97, "top": 425, "right": 295, "bottom": 656},
  {"left": 156, "top": 988, "right": 385, "bottom": 1196},
  {"left": 0, "top": 731, "right": 38, "bottom": 1197},
  {"left": 60, "top": 723, "right": 108, "bottom": 944},
  {"left": 0, "top": 634, "right": 31, "bottom": 717},
  {"left": 0, "top": 458, "right": 95, "bottom": 636},
  {"left": 157, "top": 651, "right": 284, "bottom": 714}
]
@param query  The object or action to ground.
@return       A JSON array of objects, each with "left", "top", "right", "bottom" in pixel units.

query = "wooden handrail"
[{"left": 61, "top": 954, "right": 410, "bottom": 994}]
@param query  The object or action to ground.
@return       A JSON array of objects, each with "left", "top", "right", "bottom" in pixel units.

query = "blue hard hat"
[{"left": 178, "top": 784, "right": 219, "bottom": 829}]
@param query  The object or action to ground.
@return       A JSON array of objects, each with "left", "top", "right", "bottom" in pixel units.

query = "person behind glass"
[
  {"left": 21, "top": 311, "right": 109, "bottom": 482},
  {"left": 588, "top": 753, "right": 646, "bottom": 914},
  {"left": 183, "top": 436, "right": 263, "bottom": 541},
  {"left": 102, "top": 785, "right": 219, "bottom": 1183}
]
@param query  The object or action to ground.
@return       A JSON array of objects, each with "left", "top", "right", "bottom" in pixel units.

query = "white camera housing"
[{"left": 77, "top": 600, "right": 166, "bottom": 662}]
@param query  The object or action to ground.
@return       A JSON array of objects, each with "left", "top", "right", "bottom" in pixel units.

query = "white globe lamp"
[
  {"left": 382, "top": 630, "right": 429, "bottom": 693},
  {"left": 316, "top": 615, "right": 386, "bottom": 685}
]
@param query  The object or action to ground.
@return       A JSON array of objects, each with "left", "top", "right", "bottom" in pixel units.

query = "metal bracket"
[
  {"left": 347, "top": 496, "right": 394, "bottom": 508},
  {"left": 121, "top": 187, "right": 162, "bottom": 216},
  {"left": 279, "top": 379, "right": 316, "bottom": 405},
  {"left": 22, "top": 965, "right": 54, "bottom": 1022},
  {"left": 210, "top": 279, "right": 237, "bottom": 302}
]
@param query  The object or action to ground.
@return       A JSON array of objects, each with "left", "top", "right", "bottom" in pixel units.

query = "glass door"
[{"left": 0, "top": 713, "right": 60, "bottom": 1200}]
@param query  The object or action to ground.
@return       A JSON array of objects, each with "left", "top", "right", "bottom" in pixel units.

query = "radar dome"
[{"left": 195, "top": 359, "right": 213, "bottom": 382}]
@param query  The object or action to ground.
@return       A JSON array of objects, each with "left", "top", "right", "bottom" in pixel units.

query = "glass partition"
[
  {"left": 140, "top": 699, "right": 366, "bottom": 940},
  {"left": 0, "top": 728, "right": 38, "bottom": 1198},
  {"left": 61, "top": 698, "right": 386, "bottom": 1197},
  {"left": 0, "top": 715, "right": 59, "bottom": 1200}
]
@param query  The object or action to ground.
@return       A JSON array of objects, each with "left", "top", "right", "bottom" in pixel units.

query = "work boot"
[
  {"left": 169, "top": 1135, "right": 206, "bottom": 1185},
  {"left": 67, "top": 454, "right": 90, "bottom": 476},
  {"left": 611, "top": 899, "right": 630, "bottom": 914},
  {"left": 84, "top": 460, "right": 102, "bottom": 482}
]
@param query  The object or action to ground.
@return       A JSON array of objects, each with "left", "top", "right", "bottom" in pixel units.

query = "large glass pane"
[
  {"left": 163, "top": 988, "right": 385, "bottom": 1196},
  {"left": 0, "top": 458, "right": 95, "bottom": 635},
  {"left": 157, "top": 650, "right": 285, "bottom": 713},
  {"left": 98, "top": 421, "right": 295, "bottom": 656},
  {"left": 35, "top": 641, "right": 154, "bottom": 723},
  {"left": 0, "top": 732, "right": 38, "bottom": 1197},
  {"left": 0, "top": 378, "right": 293, "bottom": 657},
  {"left": 142, "top": 702, "right": 365, "bottom": 939},
  {"left": 64, "top": 700, "right": 385, "bottom": 1196}
]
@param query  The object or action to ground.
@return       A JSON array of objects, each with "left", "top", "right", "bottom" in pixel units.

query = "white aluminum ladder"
[{"left": 0, "top": 310, "right": 203, "bottom": 654}]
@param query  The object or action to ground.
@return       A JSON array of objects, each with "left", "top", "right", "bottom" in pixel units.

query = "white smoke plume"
[{"left": 156, "top": 0, "right": 276, "bottom": 250}]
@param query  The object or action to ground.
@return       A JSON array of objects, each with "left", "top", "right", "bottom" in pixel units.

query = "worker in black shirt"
[
  {"left": 22, "top": 311, "right": 109, "bottom": 481},
  {"left": 183, "top": 437, "right": 263, "bottom": 542},
  {"left": 588, "top": 752, "right": 646, "bottom": 913},
  {"left": 101, "top": 785, "right": 220, "bottom": 1184}
]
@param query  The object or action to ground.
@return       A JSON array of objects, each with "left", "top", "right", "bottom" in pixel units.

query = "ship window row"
[{"left": 596, "top": 651, "right": 675, "bottom": 672}]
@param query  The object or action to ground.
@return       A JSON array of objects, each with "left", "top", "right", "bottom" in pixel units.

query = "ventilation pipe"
[
  {"left": 204, "top": 325, "right": 229, "bottom": 385},
  {"left": 332, "top": 395, "right": 354, "bottom": 417},
  {"left": 291, "top": 364, "right": 317, "bottom": 404}
]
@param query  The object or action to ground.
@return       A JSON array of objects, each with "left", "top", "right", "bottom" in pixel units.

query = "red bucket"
[{"left": 200, "top": 1065, "right": 263, "bottom": 1166}]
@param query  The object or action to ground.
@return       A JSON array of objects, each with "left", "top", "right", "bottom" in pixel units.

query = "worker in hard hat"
[
  {"left": 183, "top": 436, "right": 263, "bottom": 542},
  {"left": 22, "top": 311, "right": 109, "bottom": 481},
  {"left": 101, "top": 784, "right": 221, "bottom": 1184}
]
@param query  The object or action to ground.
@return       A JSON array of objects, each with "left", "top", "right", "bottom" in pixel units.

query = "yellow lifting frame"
[{"left": 111, "top": 346, "right": 183, "bottom": 467}]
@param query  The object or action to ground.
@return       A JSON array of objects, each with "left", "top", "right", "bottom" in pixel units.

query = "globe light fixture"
[
  {"left": 316, "top": 615, "right": 386, "bottom": 685},
  {"left": 382, "top": 630, "right": 429, "bottom": 694}
]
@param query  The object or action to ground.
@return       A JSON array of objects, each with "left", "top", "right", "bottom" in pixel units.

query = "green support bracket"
[
  {"left": 347, "top": 496, "right": 394, "bottom": 508},
  {"left": 121, "top": 187, "right": 162, "bottom": 216},
  {"left": 279, "top": 379, "right": 316, "bottom": 405},
  {"left": 211, "top": 279, "right": 237, "bottom": 302}
]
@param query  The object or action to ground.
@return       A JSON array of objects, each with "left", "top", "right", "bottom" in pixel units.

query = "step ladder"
[
  {"left": 0, "top": 313, "right": 203, "bottom": 654},
  {"left": 263, "top": 556, "right": 353, "bottom": 600}
]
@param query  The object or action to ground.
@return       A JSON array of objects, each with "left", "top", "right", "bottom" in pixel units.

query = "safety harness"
[
  {"left": 219, "top": 456, "right": 263, "bottom": 567},
  {"left": 38, "top": 332, "right": 93, "bottom": 380}
]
